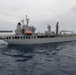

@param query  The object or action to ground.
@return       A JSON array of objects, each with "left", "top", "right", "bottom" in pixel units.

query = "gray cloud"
[
  {"left": 72, "top": 7, "right": 76, "bottom": 12},
  {"left": 0, "top": 0, "right": 76, "bottom": 33}
]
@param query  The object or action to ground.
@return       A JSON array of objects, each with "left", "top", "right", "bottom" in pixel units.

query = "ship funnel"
[{"left": 56, "top": 22, "right": 59, "bottom": 35}]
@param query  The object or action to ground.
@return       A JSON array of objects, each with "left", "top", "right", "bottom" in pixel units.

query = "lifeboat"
[{"left": 24, "top": 30, "right": 32, "bottom": 35}]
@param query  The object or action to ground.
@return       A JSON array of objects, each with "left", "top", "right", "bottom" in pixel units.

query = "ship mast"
[{"left": 26, "top": 15, "right": 29, "bottom": 26}]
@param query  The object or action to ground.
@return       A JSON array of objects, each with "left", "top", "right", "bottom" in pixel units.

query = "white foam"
[{"left": 0, "top": 40, "right": 8, "bottom": 45}]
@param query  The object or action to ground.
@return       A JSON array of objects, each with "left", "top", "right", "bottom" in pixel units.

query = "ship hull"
[{"left": 7, "top": 36, "right": 76, "bottom": 45}]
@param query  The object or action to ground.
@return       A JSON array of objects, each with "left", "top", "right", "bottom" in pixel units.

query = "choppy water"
[{"left": 0, "top": 42, "right": 76, "bottom": 75}]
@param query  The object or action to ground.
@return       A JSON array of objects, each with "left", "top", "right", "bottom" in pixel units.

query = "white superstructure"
[{"left": 0, "top": 15, "right": 76, "bottom": 45}]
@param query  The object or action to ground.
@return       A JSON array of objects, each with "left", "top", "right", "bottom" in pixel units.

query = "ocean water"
[{"left": 0, "top": 42, "right": 76, "bottom": 75}]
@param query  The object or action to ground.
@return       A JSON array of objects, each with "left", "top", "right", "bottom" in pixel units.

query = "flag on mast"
[{"left": 20, "top": 19, "right": 24, "bottom": 25}]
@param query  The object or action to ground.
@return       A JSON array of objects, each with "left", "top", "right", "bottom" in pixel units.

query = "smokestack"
[{"left": 56, "top": 22, "right": 59, "bottom": 35}]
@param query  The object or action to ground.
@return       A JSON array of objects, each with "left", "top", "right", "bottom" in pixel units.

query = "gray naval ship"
[{"left": 0, "top": 15, "right": 76, "bottom": 45}]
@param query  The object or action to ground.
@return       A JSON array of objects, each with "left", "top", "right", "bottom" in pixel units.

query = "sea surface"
[{"left": 0, "top": 42, "right": 76, "bottom": 75}]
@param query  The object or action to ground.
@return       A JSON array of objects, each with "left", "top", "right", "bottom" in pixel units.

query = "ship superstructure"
[
  {"left": 15, "top": 15, "right": 36, "bottom": 35},
  {"left": 0, "top": 15, "right": 76, "bottom": 45}
]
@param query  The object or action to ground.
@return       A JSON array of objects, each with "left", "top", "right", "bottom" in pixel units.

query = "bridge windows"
[
  {"left": 6, "top": 36, "right": 11, "bottom": 39},
  {"left": 5, "top": 36, "right": 38, "bottom": 39},
  {"left": 21, "top": 36, "right": 22, "bottom": 39},
  {"left": 26, "top": 36, "right": 30, "bottom": 39},
  {"left": 31, "top": 36, "right": 33, "bottom": 39},
  {"left": 15, "top": 36, "right": 19, "bottom": 39},
  {"left": 12, "top": 37, "right": 14, "bottom": 39},
  {"left": 34, "top": 36, "right": 36, "bottom": 39},
  {"left": 23, "top": 36, "right": 25, "bottom": 39}
]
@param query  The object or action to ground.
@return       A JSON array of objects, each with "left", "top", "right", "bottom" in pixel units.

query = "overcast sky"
[{"left": 0, "top": 0, "right": 76, "bottom": 33}]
